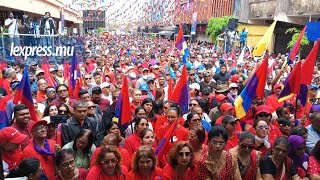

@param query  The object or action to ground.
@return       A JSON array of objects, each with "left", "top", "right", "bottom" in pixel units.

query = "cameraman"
[
  {"left": 39, "top": 12, "right": 56, "bottom": 47},
  {"left": 4, "top": 12, "right": 20, "bottom": 47},
  {"left": 23, "top": 16, "right": 36, "bottom": 46}
]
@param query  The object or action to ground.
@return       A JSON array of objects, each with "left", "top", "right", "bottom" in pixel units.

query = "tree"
[
  {"left": 95, "top": 28, "right": 104, "bottom": 34},
  {"left": 285, "top": 27, "right": 309, "bottom": 49},
  {"left": 206, "top": 16, "right": 234, "bottom": 42}
]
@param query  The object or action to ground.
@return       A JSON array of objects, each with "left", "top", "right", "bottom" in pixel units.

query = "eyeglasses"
[
  {"left": 60, "top": 160, "right": 75, "bottom": 169},
  {"left": 189, "top": 103, "right": 198, "bottom": 107},
  {"left": 88, "top": 106, "right": 96, "bottom": 109},
  {"left": 191, "top": 118, "right": 201, "bottom": 123},
  {"left": 58, "top": 89, "right": 68, "bottom": 93},
  {"left": 210, "top": 140, "right": 225, "bottom": 146},
  {"left": 101, "top": 158, "right": 118, "bottom": 165},
  {"left": 85, "top": 78, "right": 91, "bottom": 80},
  {"left": 33, "top": 125, "right": 48, "bottom": 132},
  {"left": 257, "top": 125, "right": 269, "bottom": 130},
  {"left": 240, "top": 143, "right": 255, "bottom": 150},
  {"left": 258, "top": 113, "right": 270, "bottom": 117},
  {"left": 178, "top": 152, "right": 191, "bottom": 157}
]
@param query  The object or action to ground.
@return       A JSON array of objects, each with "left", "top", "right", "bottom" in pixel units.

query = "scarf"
[
  {"left": 288, "top": 135, "right": 309, "bottom": 171},
  {"left": 33, "top": 139, "right": 55, "bottom": 156},
  {"left": 255, "top": 135, "right": 271, "bottom": 148}
]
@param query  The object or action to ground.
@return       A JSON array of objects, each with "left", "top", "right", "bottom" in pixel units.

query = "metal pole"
[{"left": 1, "top": 34, "right": 5, "bottom": 61}]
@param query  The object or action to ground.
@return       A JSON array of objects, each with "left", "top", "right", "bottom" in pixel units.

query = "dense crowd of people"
[{"left": 0, "top": 32, "right": 319, "bottom": 180}]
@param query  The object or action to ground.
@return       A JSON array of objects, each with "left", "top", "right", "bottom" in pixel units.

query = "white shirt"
[{"left": 5, "top": 18, "right": 19, "bottom": 37}]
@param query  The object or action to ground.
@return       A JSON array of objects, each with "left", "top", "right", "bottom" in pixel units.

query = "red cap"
[
  {"left": 231, "top": 75, "right": 239, "bottom": 83},
  {"left": 273, "top": 84, "right": 282, "bottom": 90},
  {"left": 216, "top": 94, "right": 227, "bottom": 101},
  {"left": 0, "top": 127, "right": 27, "bottom": 144},
  {"left": 256, "top": 105, "right": 272, "bottom": 114},
  {"left": 221, "top": 103, "right": 233, "bottom": 111},
  {"left": 30, "top": 120, "right": 48, "bottom": 132}
]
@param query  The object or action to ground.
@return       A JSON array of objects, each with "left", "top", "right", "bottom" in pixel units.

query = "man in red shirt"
[
  {"left": 22, "top": 120, "right": 61, "bottom": 180},
  {"left": 10, "top": 104, "right": 36, "bottom": 149},
  {"left": 0, "top": 127, "right": 27, "bottom": 173},
  {"left": 2, "top": 68, "right": 16, "bottom": 96},
  {"left": 222, "top": 115, "right": 239, "bottom": 150},
  {"left": 215, "top": 103, "right": 242, "bottom": 133},
  {"left": 266, "top": 84, "right": 284, "bottom": 112},
  {"left": 130, "top": 89, "right": 142, "bottom": 115},
  {"left": 36, "top": 79, "right": 47, "bottom": 103}
]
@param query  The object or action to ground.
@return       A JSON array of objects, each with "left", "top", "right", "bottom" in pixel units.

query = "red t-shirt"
[
  {"left": 225, "top": 132, "right": 239, "bottom": 151},
  {"left": 90, "top": 146, "right": 131, "bottom": 169},
  {"left": 124, "top": 133, "right": 142, "bottom": 155},
  {"left": 265, "top": 94, "right": 284, "bottom": 112},
  {"left": 126, "top": 167, "right": 162, "bottom": 180},
  {"left": 87, "top": 165, "right": 128, "bottom": 180},
  {"left": 11, "top": 121, "right": 36, "bottom": 149},
  {"left": 54, "top": 168, "right": 88, "bottom": 180},
  {"left": 307, "top": 156, "right": 320, "bottom": 176},
  {"left": 2, "top": 149, "right": 23, "bottom": 171},
  {"left": 22, "top": 139, "right": 56, "bottom": 180},
  {"left": 36, "top": 91, "right": 47, "bottom": 103},
  {"left": 162, "top": 164, "right": 198, "bottom": 180},
  {"left": 2, "top": 79, "right": 11, "bottom": 96},
  {"left": 215, "top": 116, "right": 242, "bottom": 133}
]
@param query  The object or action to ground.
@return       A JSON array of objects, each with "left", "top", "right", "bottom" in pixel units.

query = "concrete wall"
[{"left": 0, "top": 0, "right": 81, "bottom": 23}]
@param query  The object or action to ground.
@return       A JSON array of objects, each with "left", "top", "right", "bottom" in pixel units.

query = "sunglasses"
[
  {"left": 258, "top": 113, "right": 270, "bottom": 117},
  {"left": 47, "top": 90, "right": 55, "bottom": 94},
  {"left": 189, "top": 103, "right": 198, "bottom": 107},
  {"left": 88, "top": 106, "right": 96, "bottom": 109},
  {"left": 210, "top": 140, "right": 225, "bottom": 146},
  {"left": 257, "top": 125, "right": 269, "bottom": 130},
  {"left": 240, "top": 144, "right": 255, "bottom": 150},
  {"left": 177, "top": 152, "right": 191, "bottom": 157},
  {"left": 191, "top": 118, "right": 201, "bottom": 123},
  {"left": 58, "top": 89, "right": 68, "bottom": 93}
]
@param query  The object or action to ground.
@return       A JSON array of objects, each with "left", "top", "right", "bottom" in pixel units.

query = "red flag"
[
  {"left": 42, "top": 57, "right": 56, "bottom": 87},
  {"left": 155, "top": 119, "right": 178, "bottom": 159},
  {"left": 290, "top": 26, "right": 307, "bottom": 61},
  {"left": 120, "top": 76, "right": 131, "bottom": 125},
  {"left": 300, "top": 39, "right": 320, "bottom": 85},
  {"left": 168, "top": 78, "right": 173, "bottom": 100},
  {"left": 73, "top": 75, "right": 83, "bottom": 100},
  {"left": 63, "top": 58, "right": 70, "bottom": 81}
]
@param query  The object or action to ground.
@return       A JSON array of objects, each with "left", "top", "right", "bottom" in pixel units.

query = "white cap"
[
  {"left": 189, "top": 83, "right": 200, "bottom": 91},
  {"left": 100, "top": 82, "right": 110, "bottom": 89},
  {"left": 228, "top": 57, "right": 233, "bottom": 61},
  {"left": 229, "top": 83, "right": 238, "bottom": 89}
]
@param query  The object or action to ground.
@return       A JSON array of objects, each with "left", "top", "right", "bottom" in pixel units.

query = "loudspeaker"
[{"left": 228, "top": 18, "right": 238, "bottom": 31}]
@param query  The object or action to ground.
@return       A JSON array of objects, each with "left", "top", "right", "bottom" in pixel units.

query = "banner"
[{"left": 191, "top": 12, "right": 198, "bottom": 35}]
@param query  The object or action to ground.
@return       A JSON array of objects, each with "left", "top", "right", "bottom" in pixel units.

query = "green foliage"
[
  {"left": 206, "top": 16, "right": 234, "bottom": 42},
  {"left": 95, "top": 28, "right": 104, "bottom": 34},
  {"left": 285, "top": 27, "right": 309, "bottom": 49}
]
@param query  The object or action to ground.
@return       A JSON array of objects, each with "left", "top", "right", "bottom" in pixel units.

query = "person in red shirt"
[
  {"left": 253, "top": 119, "right": 273, "bottom": 157},
  {"left": 127, "top": 146, "right": 162, "bottom": 180},
  {"left": 36, "top": 79, "right": 47, "bottom": 103},
  {"left": 124, "top": 117, "right": 149, "bottom": 155},
  {"left": 222, "top": 115, "right": 240, "bottom": 151},
  {"left": 87, "top": 145, "right": 128, "bottom": 180},
  {"left": 130, "top": 89, "right": 142, "bottom": 115},
  {"left": 10, "top": 104, "right": 36, "bottom": 149},
  {"left": 55, "top": 149, "right": 88, "bottom": 180},
  {"left": 2, "top": 68, "right": 16, "bottom": 96},
  {"left": 266, "top": 84, "right": 284, "bottom": 112},
  {"left": 0, "top": 127, "right": 27, "bottom": 173},
  {"left": 51, "top": 84, "right": 77, "bottom": 109},
  {"left": 215, "top": 103, "right": 242, "bottom": 133},
  {"left": 22, "top": 120, "right": 61, "bottom": 180}
]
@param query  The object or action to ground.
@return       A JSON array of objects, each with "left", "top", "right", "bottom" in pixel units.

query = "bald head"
[{"left": 102, "top": 133, "right": 120, "bottom": 147}]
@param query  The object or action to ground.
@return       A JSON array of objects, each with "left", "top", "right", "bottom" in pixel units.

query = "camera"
[{"left": 50, "top": 115, "right": 68, "bottom": 124}]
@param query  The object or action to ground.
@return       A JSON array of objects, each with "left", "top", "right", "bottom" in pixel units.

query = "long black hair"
[
  {"left": 72, "top": 129, "right": 94, "bottom": 156},
  {"left": 141, "top": 98, "right": 157, "bottom": 121},
  {"left": 7, "top": 158, "right": 43, "bottom": 178}
]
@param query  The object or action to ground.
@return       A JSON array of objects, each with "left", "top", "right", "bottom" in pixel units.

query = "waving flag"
[
  {"left": 253, "top": 21, "right": 277, "bottom": 57},
  {"left": 288, "top": 26, "right": 307, "bottom": 65},
  {"left": 42, "top": 57, "right": 56, "bottom": 87},
  {"left": 13, "top": 65, "right": 38, "bottom": 121},
  {"left": 234, "top": 57, "right": 269, "bottom": 118},
  {"left": 63, "top": 57, "right": 70, "bottom": 81},
  {"left": 237, "top": 47, "right": 245, "bottom": 65},
  {"left": 278, "top": 61, "right": 302, "bottom": 102},
  {"left": 175, "top": 25, "right": 190, "bottom": 64},
  {"left": 168, "top": 78, "right": 173, "bottom": 100},
  {"left": 169, "top": 65, "right": 189, "bottom": 113},
  {"left": 115, "top": 76, "right": 131, "bottom": 126},
  {"left": 68, "top": 51, "right": 83, "bottom": 99},
  {"left": 155, "top": 119, "right": 178, "bottom": 159},
  {"left": 297, "top": 39, "right": 320, "bottom": 106}
]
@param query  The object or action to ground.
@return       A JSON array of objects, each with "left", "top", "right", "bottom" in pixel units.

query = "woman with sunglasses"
[
  {"left": 62, "top": 129, "right": 95, "bottom": 169},
  {"left": 188, "top": 126, "right": 207, "bottom": 162},
  {"left": 184, "top": 112, "right": 203, "bottom": 129},
  {"left": 253, "top": 119, "right": 273, "bottom": 157},
  {"left": 288, "top": 135, "right": 309, "bottom": 179},
  {"left": 163, "top": 141, "right": 197, "bottom": 180},
  {"left": 87, "top": 145, "right": 127, "bottom": 180},
  {"left": 124, "top": 117, "right": 150, "bottom": 155},
  {"left": 198, "top": 125, "right": 241, "bottom": 180},
  {"left": 229, "top": 131, "right": 262, "bottom": 180},
  {"left": 55, "top": 149, "right": 88, "bottom": 180},
  {"left": 57, "top": 104, "right": 70, "bottom": 118},
  {"left": 127, "top": 146, "right": 162, "bottom": 180},
  {"left": 260, "top": 136, "right": 300, "bottom": 180}
]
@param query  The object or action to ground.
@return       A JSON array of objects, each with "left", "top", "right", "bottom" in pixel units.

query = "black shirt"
[{"left": 260, "top": 156, "right": 297, "bottom": 178}]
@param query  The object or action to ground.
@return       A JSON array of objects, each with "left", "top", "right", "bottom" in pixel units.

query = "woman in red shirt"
[
  {"left": 142, "top": 98, "right": 157, "bottom": 129},
  {"left": 188, "top": 126, "right": 207, "bottom": 163},
  {"left": 55, "top": 149, "right": 88, "bottom": 180},
  {"left": 127, "top": 146, "right": 162, "bottom": 180},
  {"left": 162, "top": 141, "right": 198, "bottom": 180},
  {"left": 87, "top": 145, "right": 128, "bottom": 180},
  {"left": 308, "top": 141, "right": 320, "bottom": 179},
  {"left": 124, "top": 117, "right": 149, "bottom": 155},
  {"left": 253, "top": 119, "right": 273, "bottom": 157}
]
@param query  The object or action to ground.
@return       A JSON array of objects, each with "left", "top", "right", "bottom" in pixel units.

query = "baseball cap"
[
  {"left": 142, "top": 68, "right": 149, "bottom": 72},
  {"left": 273, "top": 84, "right": 282, "bottom": 90},
  {"left": 146, "top": 77, "right": 154, "bottom": 83},
  {"left": 30, "top": 120, "right": 48, "bottom": 132},
  {"left": 229, "top": 83, "right": 238, "bottom": 89},
  {"left": 140, "top": 84, "right": 149, "bottom": 91},
  {"left": 222, "top": 115, "right": 239, "bottom": 124},
  {"left": 310, "top": 84, "right": 318, "bottom": 89},
  {"left": 10, "top": 81, "right": 20, "bottom": 90},
  {"left": 35, "top": 69, "right": 45, "bottom": 76},
  {"left": 0, "top": 127, "right": 27, "bottom": 144},
  {"left": 216, "top": 94, "right": 227, "bottom": 101},
  {"left": 49, "top": 68, "right": 58, "bottom": 72},
  {"left": 153, "top": 64, "right": 159, "bottom": 69},
  {"left": 221, "top": 103, "right": 233, "bottom": 111},
  {"left": 256, "top": 105, "right": 272, "bottom": 115},
  {"left": 189, "top": 83, "right": 200, "bottom": 91},
  {"left": 100, "top": 82, "right": 110, "bottom": 89},
  {"left": 231, "top": 75, "right": 239, "bottom": 83}
]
